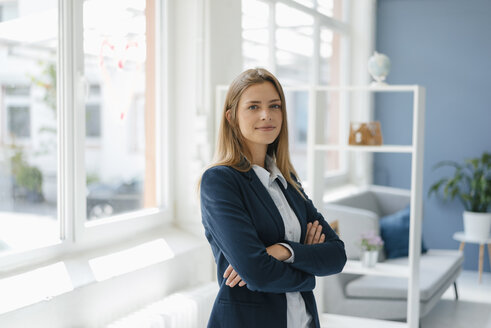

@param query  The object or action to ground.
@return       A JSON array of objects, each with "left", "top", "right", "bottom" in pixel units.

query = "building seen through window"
[
  {"left": 0, "top": 0, "right": 160, "bottom": 255},
  {"left": 0, "top": 0, "right": 59, "bottom": 254}
]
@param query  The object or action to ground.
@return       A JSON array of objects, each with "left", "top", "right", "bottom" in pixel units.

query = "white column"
[
  {"left": 348, "top": 0, "right": 376, "bottom": 187},
  {"left": 172, "top": 0, "right": 242, "bottom": 235}
]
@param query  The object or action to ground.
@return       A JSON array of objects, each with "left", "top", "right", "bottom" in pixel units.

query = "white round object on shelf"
[{"left": 368, "top": 51, "right": 391, "bottom": 84}]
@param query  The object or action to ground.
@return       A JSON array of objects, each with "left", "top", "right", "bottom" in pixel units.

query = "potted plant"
[
  {"left": 429, "top": 152, "right": 491, "bottom": 240},
  {"left": 11, "top": 150, "right": 44, "bottom": 202},
  {"left": 360, "top": 231, "right": 384, "bottom": 267}
]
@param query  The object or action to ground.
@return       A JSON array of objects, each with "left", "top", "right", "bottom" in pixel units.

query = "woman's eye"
[
  {"left": 271, "top": 104, "right": 281, "bottom": 109},
  {"left": 248, "top": 105, "right": 258, "bottom": 110}
]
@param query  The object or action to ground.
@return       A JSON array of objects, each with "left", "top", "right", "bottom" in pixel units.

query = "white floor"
[{"left": 321, "top": 270, "right": 491, "bottom": 328}]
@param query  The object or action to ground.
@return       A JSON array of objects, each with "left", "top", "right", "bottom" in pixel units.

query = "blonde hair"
[{"left": 208, "top": 67, "right": 303, "bottom": 196}]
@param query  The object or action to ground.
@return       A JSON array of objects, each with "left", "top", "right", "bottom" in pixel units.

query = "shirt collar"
[{"left": 252, "top": 155, "right": 287, "bottom": 189}]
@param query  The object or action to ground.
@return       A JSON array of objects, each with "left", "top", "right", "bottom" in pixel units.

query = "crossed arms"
[
  {"left": 224, "top": 220, "right": 326, "bottom": 287},
  {"left": 200, "top": 166, "right": 346, "bottom": 293}
]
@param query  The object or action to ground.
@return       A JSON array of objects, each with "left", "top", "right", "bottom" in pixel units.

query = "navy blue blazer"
[{"left": 200, "top": 165, "right": 346, "bottom": 328}]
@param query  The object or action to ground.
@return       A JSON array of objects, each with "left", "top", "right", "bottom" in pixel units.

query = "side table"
[{"left": 453, "top": 231, "right": 491, "bottom": 283}]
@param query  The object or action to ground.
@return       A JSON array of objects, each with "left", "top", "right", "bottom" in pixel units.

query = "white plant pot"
[
  {"left": 463, "top": 211, "right": 491, "bottom": 241},
  {"left": 361, "top": 250, "right": 379, "bottom": 268}
]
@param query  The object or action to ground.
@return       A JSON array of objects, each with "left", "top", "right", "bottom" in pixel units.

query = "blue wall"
[{"left": 374, "top": 0, "right": 491, "bottom": 272}]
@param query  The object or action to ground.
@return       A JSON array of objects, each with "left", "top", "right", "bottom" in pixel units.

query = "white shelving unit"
[
  {"left": 314, "top": 144, "right": 414, "bottom": 153},
  {"left": 307, "top": 85, "right": 426, "bottom": 328}
]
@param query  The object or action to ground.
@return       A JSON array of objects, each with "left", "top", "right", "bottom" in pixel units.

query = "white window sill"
[{"left": 0, "top": 226, "right": 209, "bottom": 316}]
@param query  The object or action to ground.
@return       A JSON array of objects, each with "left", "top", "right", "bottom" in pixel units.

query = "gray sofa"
[{"left": 321, "top": 185, "right": 463, "bottom": 320}]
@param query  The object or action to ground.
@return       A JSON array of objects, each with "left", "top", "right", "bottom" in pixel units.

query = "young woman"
[{"left": 200, "top": 68, "right": 346, "bottom": 328}]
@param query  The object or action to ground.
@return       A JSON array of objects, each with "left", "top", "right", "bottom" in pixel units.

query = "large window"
[
  {"left": 83, "top": 0, "right": 156, "bottom": 221},
  {"left": 0, "top": 0, "right": 59, "bottom": 254},
  {"left": 0, "top": 0, "right": 166, "bottom": 260},
  {"left": 242, "top": 0, "right": 348, "bottom": 184}
]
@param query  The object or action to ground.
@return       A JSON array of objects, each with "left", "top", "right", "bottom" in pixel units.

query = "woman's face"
[{"left": 234, "top": 81, "right": 283, "bottom": 156}]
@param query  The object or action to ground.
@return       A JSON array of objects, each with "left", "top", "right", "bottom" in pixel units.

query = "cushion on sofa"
[
  {"left": 380, "top": 205, "right": 428, "bottom": 259},
  {"left": 345, "top": 250, "right": 464, "bottom": 301}
]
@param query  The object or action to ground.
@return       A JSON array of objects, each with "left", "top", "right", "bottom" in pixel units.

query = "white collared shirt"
[{"left": 252, "top": 156, "right": 312, "bottom": 328}]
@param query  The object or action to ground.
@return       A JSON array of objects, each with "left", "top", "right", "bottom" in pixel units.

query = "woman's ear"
[{"left": 225, "top": 110, "right": 232, "bottom": 124}]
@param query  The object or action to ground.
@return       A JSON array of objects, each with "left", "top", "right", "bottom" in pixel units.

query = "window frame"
[
  {"left": 241, "top": 0, "right": 351, "bottom": 187},
  {"left": 0, "top": 0, "right": 172, "bottom": 272}
]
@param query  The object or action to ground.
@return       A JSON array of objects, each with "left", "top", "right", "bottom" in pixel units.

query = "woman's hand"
[
  {"left": 305, "top": 220, "right": 325, "bottom": 245},
  {"left": 266, "top": 244, "right": 292, "bottom": 261},
  {"left": 224, "top": 264, "right": 246, "bottom": 287}
]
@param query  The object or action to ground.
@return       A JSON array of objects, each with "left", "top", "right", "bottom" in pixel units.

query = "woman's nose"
[{"left": 260, "top": 108, "right": 271, "bottom": 120}]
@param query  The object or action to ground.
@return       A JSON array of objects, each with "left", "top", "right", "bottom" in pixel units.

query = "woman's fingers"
[
  {"left": 305, "top": 221, "right": 326, "bottom": 245},
  {"left": 223, "top": 264, "right": 233, "bottom": 278},
  {"left": 228, "top": 272, "right": 243, "bottom": 287},
  {"left": 306, "top": 221, "right": 320, "bottom": 244},
  {"left": 226, "top": 268, "right": 238, "bottom": 285},
  {"left": 224, "top": 265, "right": 246, "bottom": 287},
  {"left": 313, "top": 223, "right": 323, "bottom": 243},
  {"left": 307, "top": 222, "right": 315, "bottom": 244}
]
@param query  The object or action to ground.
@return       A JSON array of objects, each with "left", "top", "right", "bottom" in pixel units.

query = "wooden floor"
[{"left": 321, "top": 270, "right": 491, "bottom": 328}]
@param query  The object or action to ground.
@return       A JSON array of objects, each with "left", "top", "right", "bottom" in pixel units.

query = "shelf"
[
  {"left": 453, "top": 231, "right": 491, "bottom": 245},
  {"left": 314, "top": 144, "right": 413, "bottom": 153},
  {"left": 320, "top": 314, "right": 407, "bottom": 328},
  {"left": 317, "top": 84, "right": 420, "bottom": 92},
  {"left": 342, "top": 260, "right": 410, "bottom": 278}
]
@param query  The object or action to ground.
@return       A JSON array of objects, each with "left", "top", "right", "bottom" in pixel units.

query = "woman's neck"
[{"left": 248, "top": 144, "right": 268, "bottom": 168}]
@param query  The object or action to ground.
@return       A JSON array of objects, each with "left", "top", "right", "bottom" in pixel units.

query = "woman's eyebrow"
[{"left": 244, "top": 99, "right": 281, "bottom": 104}]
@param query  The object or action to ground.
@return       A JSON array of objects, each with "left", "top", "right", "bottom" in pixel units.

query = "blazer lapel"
[{"left": 245, "top": 170, "right": 285, "bottom": 238}]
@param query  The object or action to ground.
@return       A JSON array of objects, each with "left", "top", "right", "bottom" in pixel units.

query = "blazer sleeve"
[
  {"left": 284, "top": 184, "right": 347, "bottom": 277},
  {"left": 200, "top": 166, "right": 315, "bottom": 293}
]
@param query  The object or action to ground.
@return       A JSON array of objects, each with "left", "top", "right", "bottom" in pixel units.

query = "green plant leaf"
[
  {"left": 430, "top": 153, "right": 491, "bottom": 212},
  {"left": 466, "top": 158, "right": 479, "bottom": 170},
  {"left": 432, "top": 160, "right": 461, "bottom": 170},
  {"left": 428, "top": 178, "right": 447, "bottom": 197}
]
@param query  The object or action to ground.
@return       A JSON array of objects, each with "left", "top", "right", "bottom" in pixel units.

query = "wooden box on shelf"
[{"left": 348, "top": 121, "right": 383, "bottom": 146}]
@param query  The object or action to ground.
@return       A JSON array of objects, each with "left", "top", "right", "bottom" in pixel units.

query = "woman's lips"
[{"left": 256, "top": 126, "right": 275, "bottom": 131}]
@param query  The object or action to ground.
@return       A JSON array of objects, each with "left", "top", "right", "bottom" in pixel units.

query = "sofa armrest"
[
  {"left": 323, "top": 204, "right": 379, "bottom": 260},
  {"left": 321, "top": 272, "right": 361, "bottom": 313},
  {"left": 368, "top": 186, "right": 411, "bottom": 216},
  {"left": 327, "top": 190, "right": 381, "bottom": 215}
]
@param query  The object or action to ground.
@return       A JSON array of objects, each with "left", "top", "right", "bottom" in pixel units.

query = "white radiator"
[{"left": 106, "top": 282, "right": 218, "bottom": 328}]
